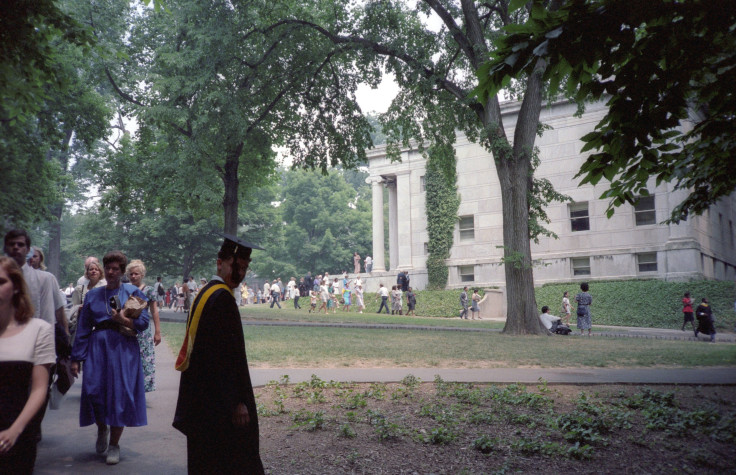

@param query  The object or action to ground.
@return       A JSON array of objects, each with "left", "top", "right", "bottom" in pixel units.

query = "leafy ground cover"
[
  {"left": 160, "top": 323, "right": 736, "bottom": 368},
  {"left": 256, "top": 375, "right": 736, "bottom": 474}
]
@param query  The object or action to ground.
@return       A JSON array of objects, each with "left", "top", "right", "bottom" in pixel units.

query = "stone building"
[{"left": 363, "top": 99, "right": 736, "bottom": 293}]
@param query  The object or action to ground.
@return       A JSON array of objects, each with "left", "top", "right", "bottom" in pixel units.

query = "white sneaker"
[
  {"left": 96, "top": 426, "right": 109, "bottom": 454},
  {"left": 106, "top": 444, "right": 120, "bottom": 465}
]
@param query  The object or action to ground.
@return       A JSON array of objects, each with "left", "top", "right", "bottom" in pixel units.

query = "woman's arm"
[
  {"left": 0, "top": 364, "right": 51, "bottom": 452},
  {"left": 151, "top": 300, "right": 161, "bottom": 345}
]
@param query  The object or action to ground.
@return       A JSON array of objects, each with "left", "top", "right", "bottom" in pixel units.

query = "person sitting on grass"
[{"left": 539, "top": 306, "right": 562, "bottom": 334}]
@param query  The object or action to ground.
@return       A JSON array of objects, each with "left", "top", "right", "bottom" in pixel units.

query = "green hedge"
[
  {"left": 364, "top": 288, "right": 485, "bottom": 318},
  {"left": 363, "top": 281, "right": 735, "bottom": 330},
  {"left": 536, "top": 280, "right": 735, "bottom": 330}
]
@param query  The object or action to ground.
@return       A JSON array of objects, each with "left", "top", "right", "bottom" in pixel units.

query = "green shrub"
[
  {"left": 365, "top": 279, "right": 733, "bottom": 328},
  {"left": 472, "top": 435, "right": 498, "bottom": 454},
  {"left": 535, "top": 279, "right": 735, "bottom": 329},
  {"left": 339, "top": 423, "right": 357, "bottom": 438}
]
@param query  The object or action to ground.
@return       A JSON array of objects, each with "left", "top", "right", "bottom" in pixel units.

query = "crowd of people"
[
  {"left": 237, "top": 268, "right": 423, "bottom": 317},
  {"left": 1, "top": 229, "right": 266, "bottom": 472},
  {"left": 3, "top": 227, "right": 728, "bottom": 473}
]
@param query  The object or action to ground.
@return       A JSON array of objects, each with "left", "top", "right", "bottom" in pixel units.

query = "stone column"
[
  {"left": 387, "top": 179, "right": 398, "bottom": 270},
  {"left": 370, "top": 177, "right": 386, "bottom": 272},
  {"left": 396, "top": 171, "right": 412, "bottom": 269}
]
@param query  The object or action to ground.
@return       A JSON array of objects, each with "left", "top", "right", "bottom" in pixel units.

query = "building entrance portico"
[{"left": 363, "top": 150, "right": 429, "bottom": 293}]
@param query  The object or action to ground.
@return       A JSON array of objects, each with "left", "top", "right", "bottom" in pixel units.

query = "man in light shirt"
[
  {"left": 4, "top": 229, "right": 66, "bottom": 332},
  {"left": 376, "top": 283, "right": 389, "bottom": 314}
]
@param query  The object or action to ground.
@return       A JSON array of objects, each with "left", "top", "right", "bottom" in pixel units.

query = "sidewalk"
[
  {"left": 35, "top": 321, "right": 736, "bottom": 473},
  {"left": 35, "top": 340, "right": 187, "bottom": 474}
]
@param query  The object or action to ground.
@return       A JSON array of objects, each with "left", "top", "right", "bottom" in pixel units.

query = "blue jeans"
[
  {"left": 377, "top": 296, "right": 389, "bottom": 314},
  {"left": 270, "top": 292, "right": 281, "bottom": 308}
]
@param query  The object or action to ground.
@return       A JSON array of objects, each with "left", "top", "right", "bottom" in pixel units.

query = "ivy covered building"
[{"left": 364, "top": 99, "right": 736, "bottom": 291}]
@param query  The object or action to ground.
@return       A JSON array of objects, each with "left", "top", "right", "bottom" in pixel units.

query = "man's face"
[
  {"left": 218, "top": 255, "right": 250, "bottom": 289},
  {"left": 4, "top": 237, "right": 29, "bottom": 267}
]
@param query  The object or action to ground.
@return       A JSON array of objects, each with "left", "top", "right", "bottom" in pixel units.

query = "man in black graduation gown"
[{"left": 173, "top": 234, "right": 265, "bottom": 474}]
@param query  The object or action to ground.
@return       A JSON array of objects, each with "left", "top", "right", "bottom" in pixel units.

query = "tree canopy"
[
  {"left": 477, "top": 0, "right": 736, "bottom": 222},
  {"left": 248, "top": 168, "right": 372, "bottom": 280},
  {"left": 271, "top": 0, "right": 557, "bottom": 333}
]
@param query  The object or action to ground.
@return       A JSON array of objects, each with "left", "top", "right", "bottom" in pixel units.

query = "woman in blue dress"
[
  {"left": 71, "top": 251, "right": 149, "bottom": 465},
  {"left": 575, "top": 282, "right": 593, "bottom": 336}
]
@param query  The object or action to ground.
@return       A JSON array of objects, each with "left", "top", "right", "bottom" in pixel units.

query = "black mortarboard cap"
[{"left": 217, "top": 232, "right": 264, "bottom": 260}]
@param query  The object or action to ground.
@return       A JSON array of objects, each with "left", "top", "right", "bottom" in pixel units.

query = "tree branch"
[
  {"left": 264, "top": 19, "right": 468, "bottom": 103},
  {"left": 104, "top": 67, "right": 145, "bottom": 108},
  {"left": 423, "top": 0, "right": 477, "bottom": 66},
  {"left": 460, "top": 0, "right": 490, "bottom": 69}
]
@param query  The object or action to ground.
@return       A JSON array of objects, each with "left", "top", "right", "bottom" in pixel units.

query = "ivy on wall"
[{"left": 425, "top": 143, "right": 460, "bottom": 289}]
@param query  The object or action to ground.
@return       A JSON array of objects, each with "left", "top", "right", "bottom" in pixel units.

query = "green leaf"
[{"left": 508, "top": 0, "right": 529, "bottom": 14}]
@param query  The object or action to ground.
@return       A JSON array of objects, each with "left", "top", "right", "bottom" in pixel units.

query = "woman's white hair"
[{"left": 126, "top": 259, "right": 147, "bottom": 278}]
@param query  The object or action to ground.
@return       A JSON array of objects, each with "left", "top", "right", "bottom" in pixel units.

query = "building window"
[
  {"left": 719, "top": 213, "right": 724, "bottom": 243},
  {"left": 634, "top": 196, "right": 656, "bottom": 226},
  {"left": 569, "top": 202, "right": 590, "bottom": 232},
  {"left": 637, "top": 252, "right": 658, "bottom": 272},
  {"left": 459, "top": 215, "right": 475, "bottom": 241},
  {"left": 420, "top": 175, "right": 426, "bottom": 192},
  {"left": 459, "top": 265, "right": 475, "bottom": 282},
  {"left": 572, "top": 257, "right": 591, "bottom": 276},
  {"left": 423, "top": 242, "right": 429, "bottom": 255}
]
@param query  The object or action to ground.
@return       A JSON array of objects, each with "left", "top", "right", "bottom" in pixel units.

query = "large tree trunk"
[
  {"left": 222, "top": 143, "right": 244, "bottom": 235},
  {"left": 496, "top": 155, "right": 545, "bottom": 334},
  {"left": 47, "top": 129, "right": 73, "bottom": 279},
  {"left": 480, "top": 60, "right": 549, "bottom": 335},
  {"left": 48, "top": 204, "right": 62, "bottom": 278}
]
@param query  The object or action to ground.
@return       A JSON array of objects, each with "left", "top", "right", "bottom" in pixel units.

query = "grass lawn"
[
  {"left": 229, "top": 306, "right": 688, "bottom": 334},
  {"left": 160, "top": 321, "right": 736, "bottom": 369},
  {"left": 237, "top": 305, "right": 504, "bottom": 328}
]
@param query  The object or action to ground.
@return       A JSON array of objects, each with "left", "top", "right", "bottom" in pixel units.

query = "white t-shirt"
[
  {"left": 320, "top": 285, "right": 330, "bottom": 301},
  {"left": 539, "top": 312, "right": 561, "bottom": 330},
  {"left": 270, "top": 283, "right": 280, "bottom": 294},
  {"left": 365, "top": 256, "right": 372, "bottom": 266},
  {"left": 0, "top": 318, "right": 56, "bottom": 365},
  {"left": 378, "top": 287, "right": 389, "bottom": 297}
]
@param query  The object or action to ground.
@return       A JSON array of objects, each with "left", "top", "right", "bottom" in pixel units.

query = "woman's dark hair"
[
  {"left": 580, "top": 282, "right": 589, "bottom": 292},
  {"left": 0, "top": 256, "right": 34, "bottom": 322},
  {"left": 684, "top": 292, "right": 690, "bottom": 297},
  {"left": 541, "top": 306, "right": 549, "bottom": 313},
  {"left": 102, "top": 250, "right": 128, "bottom": 271}
]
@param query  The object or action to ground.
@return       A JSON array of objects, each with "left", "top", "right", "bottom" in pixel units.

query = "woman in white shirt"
[{"left": 0, "top": 256, "right": 55, "bottom": 474}]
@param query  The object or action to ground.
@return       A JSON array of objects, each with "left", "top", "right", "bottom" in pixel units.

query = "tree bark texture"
[
  {"left": 222, "top": 143, "right": 244, "bottom": 235},
  {"left": 47, "top": 128, "right": 73, "bottom": 280},
  {"left": 481, "top": 61, "right": 548, "bottom": 335}
]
